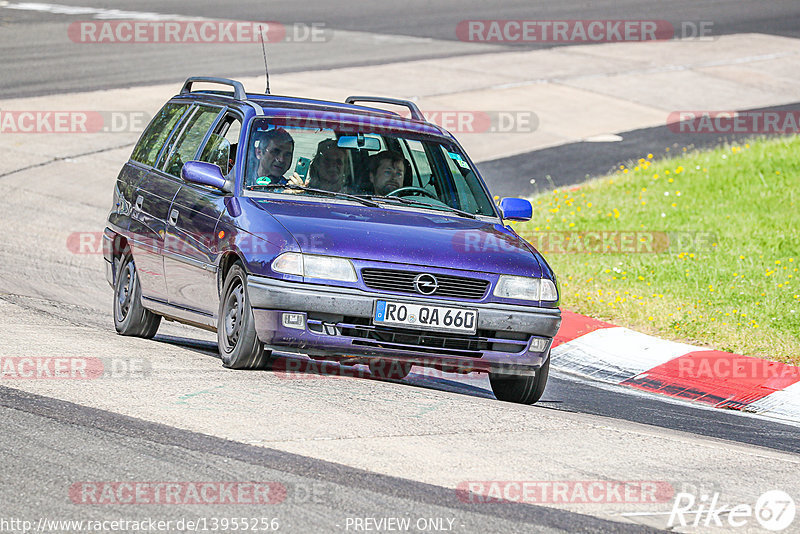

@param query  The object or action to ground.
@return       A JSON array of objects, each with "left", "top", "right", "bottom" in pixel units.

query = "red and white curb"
[{"left": 551, "top": 311, "right": 800, "bottom": 424}]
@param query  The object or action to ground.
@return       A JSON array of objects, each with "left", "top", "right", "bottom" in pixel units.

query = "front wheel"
[
  {"left": 113, "top": 253, "right": 161, "bottom": 338},
  {"left": 218, "top": 262, "right": 270, "bottom": 369},
  {"left": 489, "top": 357, "right": 550, "bottom": 405}
]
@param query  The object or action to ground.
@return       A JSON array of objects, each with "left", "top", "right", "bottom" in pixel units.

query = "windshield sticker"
[{"left": 448, "top": 152, "right": 470, "bottom": 169}]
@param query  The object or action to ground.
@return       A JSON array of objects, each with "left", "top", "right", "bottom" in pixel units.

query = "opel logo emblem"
[{"left": 413, "top": 273, "right": 439, "bottom": 295}]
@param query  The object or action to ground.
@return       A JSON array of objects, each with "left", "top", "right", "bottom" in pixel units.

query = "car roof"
[
  {"left": 180, "top": 90, "right": 399, "bottom": 116},
  {"left": 248, "top": 93, "right": 401, "bottom": 117},
  {"left": 173, "top": 77, "right": 448, "bottom": 138}
]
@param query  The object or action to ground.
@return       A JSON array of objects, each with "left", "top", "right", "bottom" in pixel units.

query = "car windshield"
[{"left": 243, "top": 118, "right": 497, "bottom": 217}]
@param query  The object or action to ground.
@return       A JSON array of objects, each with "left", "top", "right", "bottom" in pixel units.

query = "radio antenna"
[{"left": 259, "top": 25, "right": 270, "bottom": 94}]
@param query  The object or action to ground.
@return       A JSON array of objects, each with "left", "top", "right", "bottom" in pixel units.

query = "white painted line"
[
  {"left": 369, "top": 33, "right": 434, "bottom": 44},
  {"left": 2, "top": 2, "right": 204, "bottom": 21},
  {"left": 583, "top": 134, "right": 623, "bottom": 142},
  {"left": 0, "top": 2, "right": 452, "bottom": 50}
]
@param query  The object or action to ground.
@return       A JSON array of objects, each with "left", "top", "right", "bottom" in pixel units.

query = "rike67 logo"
[{"left": 668, "top": 490, "right": 795, "bottom": 531}]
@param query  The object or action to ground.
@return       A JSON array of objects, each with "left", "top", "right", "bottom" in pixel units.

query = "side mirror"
[
  {"left": 182, "top": 161, "right": 231, "bottom": 193},
  {"left": 499, "top": 198, "right": 532, "bottom": 221}
]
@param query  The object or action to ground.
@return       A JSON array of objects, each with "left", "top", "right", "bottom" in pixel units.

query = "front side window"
[
  {"left": 130, "top": 102, "right": 188, "bottom": 167},
  {"left": 198, "top": 114, "right": 242, "bottom": 177},
  {"left": 243, "top": 118, "right": 496, "bottom": 217}
]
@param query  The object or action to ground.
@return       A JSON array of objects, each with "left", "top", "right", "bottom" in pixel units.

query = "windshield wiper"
[
  {"left": 251, "top": 184, "right": 380, "bottom": 208},
  {"left": 366, "top": 195, "right": 477, "bottom": 219}
]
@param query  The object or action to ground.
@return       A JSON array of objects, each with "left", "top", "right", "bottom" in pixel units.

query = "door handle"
[
  {"left": 135, "top": 195, "right": 143, "bottom": 211},
  {"left": 169, "top": 209, "right": 179, "bottom": 226}
]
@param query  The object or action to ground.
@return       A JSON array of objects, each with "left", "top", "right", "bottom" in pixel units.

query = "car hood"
[{"left": 252, "top": 199, "right": 544, "bottom": 277}]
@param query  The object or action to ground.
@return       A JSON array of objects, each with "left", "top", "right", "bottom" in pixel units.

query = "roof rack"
[
  {"left": 181, "top": 77, "right": 246, "bottom": 101},
  {"left": 345, "top": 96, "right": 425, "bottom": 122}
]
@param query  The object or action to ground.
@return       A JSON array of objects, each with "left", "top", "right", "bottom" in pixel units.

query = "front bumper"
[
  {"left": 247, "top": 275, "right": 561, "bottom": 375},
  {"left": 103, "top": 228, "right": 116, "bottom": 287}
]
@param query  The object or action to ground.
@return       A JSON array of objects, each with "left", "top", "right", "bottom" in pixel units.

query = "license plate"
[{"left": 373, "top": 300, "right": 477, "bottom": 334}]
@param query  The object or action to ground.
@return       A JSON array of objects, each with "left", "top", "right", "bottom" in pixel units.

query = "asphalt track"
[
  {"left": 5, "top": 1, "right": 799, "bottom": 194},
  {"left": 3, "top": 0, "right": 800, "bottom": 99},
  {"left": 1, "top": 2, "right": 800, "bottom": 533},
  {"left": 2, "top": 386, "right": 663, "bottom": 534}
]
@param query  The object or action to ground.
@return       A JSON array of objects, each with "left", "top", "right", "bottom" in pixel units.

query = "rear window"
[{"left": 130, "top": 103, "right": 188, "bottom": 167}]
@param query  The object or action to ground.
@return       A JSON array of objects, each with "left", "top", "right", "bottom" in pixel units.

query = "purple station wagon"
[{"left": 103, "top": 77, "right": 561, "bottom": 404}]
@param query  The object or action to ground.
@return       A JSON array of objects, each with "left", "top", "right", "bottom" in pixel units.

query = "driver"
[
  {"left": 253, "top": 128, "right": 294, "bottom": 186},
  {"left": 368, "top": 150, "right": 407, "bottom": 196}
]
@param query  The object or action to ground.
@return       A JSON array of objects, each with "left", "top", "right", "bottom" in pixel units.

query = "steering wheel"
[{"left": 387, "top": 186, "right": 437, "bottom": 199}]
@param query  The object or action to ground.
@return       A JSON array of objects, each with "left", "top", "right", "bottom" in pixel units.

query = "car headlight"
[
  {"left": 271, "top": 252, "right": 357, "bottom": 282},
  {"left": 493, "top": 275, "right": 558, "bottom": 302}
]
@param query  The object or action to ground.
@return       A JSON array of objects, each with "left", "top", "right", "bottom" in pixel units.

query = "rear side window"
[
  {"left": 130, "top": 103, "right": 188, "bottom": 167},
  {"left": 162, "top": 106, "right": 222, "bottom": 178}
]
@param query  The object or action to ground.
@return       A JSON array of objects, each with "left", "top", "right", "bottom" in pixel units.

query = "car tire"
[
  {"left": 113, "top": 253, "right": 161, "bottom": 339},
  {"left": 218, "top": 262, "right": 270, "bottom": 369},
  {"left": 489, "top": 356, "right": 550, "bottom": 405},
  {"left": 369, "top": 359, "right": 413, "bottom": 380}
]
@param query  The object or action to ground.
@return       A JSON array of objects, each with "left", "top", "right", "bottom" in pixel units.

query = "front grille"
[
  {"left": 305, "top": 313, "right": 532, "bottom": 358},
  {"left": 361, "top": 268, "right": 489, "bottom": 300},
  {"left": 342, "top": 324, "right": 488, "bottom": 358}
]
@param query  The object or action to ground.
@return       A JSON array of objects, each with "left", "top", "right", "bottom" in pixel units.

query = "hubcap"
[
  {"left": 116, "top": 261, "right": 135, "bottom": 322},
  {"left": 223, "top": 280, "right": 244, "bottom": 351}
]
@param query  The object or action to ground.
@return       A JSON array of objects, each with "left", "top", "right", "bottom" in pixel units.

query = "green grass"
[{"left": 512, "top": 136, "right": 800, "bottom": 364}]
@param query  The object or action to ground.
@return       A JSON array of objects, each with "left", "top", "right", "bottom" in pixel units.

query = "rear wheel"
[
  {"left": 369, "top": 359, "right": 413, "bottom": 380},
  {"left": 113, "top": 253, "right": 161, "bottom": 338},
  {"left": 489, "top": 357, "right": 550, "bottom": 405},
  {"left": 218, "top": 262, "right": 270, "bottom": 369}
]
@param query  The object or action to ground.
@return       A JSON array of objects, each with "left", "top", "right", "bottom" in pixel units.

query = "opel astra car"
[{"left": 103, "top": 77, "right": 561, "bottom": 404}]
